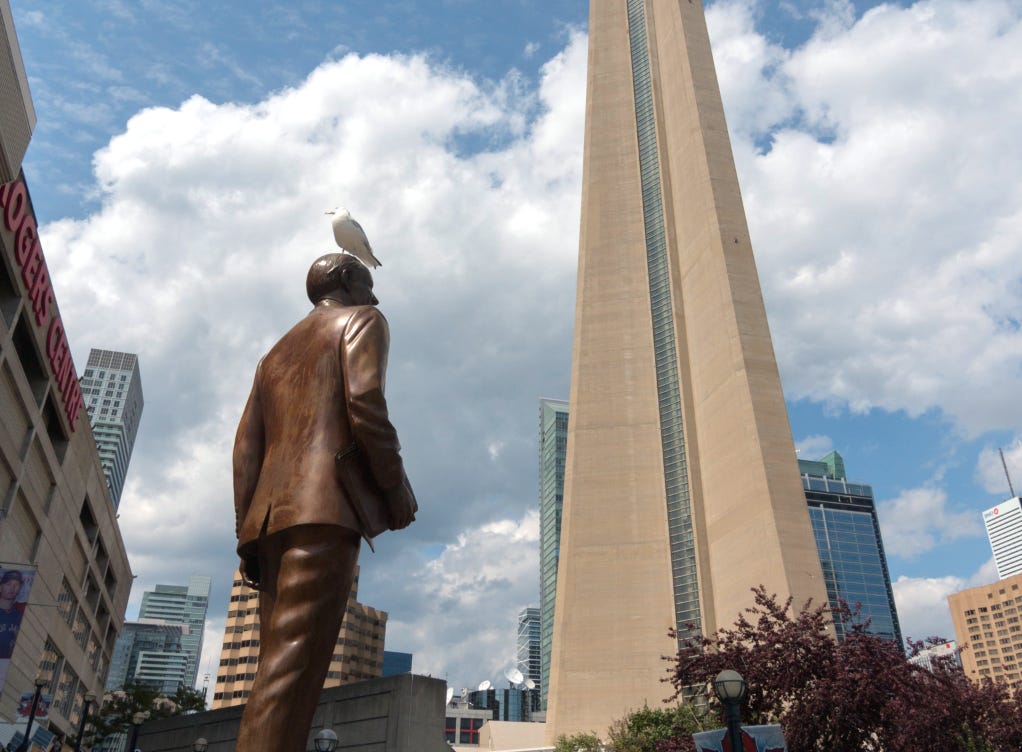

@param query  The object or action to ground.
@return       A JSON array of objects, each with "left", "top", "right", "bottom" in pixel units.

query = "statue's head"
[{"left": 306, "top": 252, "right": 378, "bottom": 306}]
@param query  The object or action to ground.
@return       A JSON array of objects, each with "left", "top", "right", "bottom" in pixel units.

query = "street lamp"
[
  {"left": 73, "top": 691, "right": 97, "bottom": 752},
  {"left": 192, "top": 737, "right": 208, "bottom": 752},
  {"left": 313, "top": 729, "right": 338, "bottom": 752},
  {"left": 127, "top": 711, "right": 148, "bottom": 752},
  {"left": 713, "top": 669, "right": 746, "bottom": 752},
  {"left": 17, "top": 676, "right": 49, "bottom": 752}
]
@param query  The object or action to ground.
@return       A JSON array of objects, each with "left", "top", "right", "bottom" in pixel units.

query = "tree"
[
  {"left": 552, "top": 731, "right": 603, "bottom": 752},
  {"left": 87, "top": 683, "right": 206, "bottom": 748},
  {"left": 662, "top": 586, "right": 1022, "bottom": 752},
  {"left": 607, "top": 704, "right": 711, "bottom": 752}
]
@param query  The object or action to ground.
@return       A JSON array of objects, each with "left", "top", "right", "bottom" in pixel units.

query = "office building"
[
  {"left": 105, "top": 621, "right": 189, "bottom": 694},
  {"left": 0, "top": 5, "right": 133, "bottom": 736},
  {"left": 212, "top": 565, "right": 386, "bottom": 708},
  {"left": 948, "top": 572, "right": 1022, "bottom": 693},
  {"left": 382, "top": 650, "right": 412, "bottom": 676},
  {"left": 983, "top": 497, "right": 1022, "bottom": 579},
  {"left": 908, "top": 640, "right": 961, "bottom": 673},
  {"left": 467, "top": 687, "right": 540, "bottom": 723},
  {"left": 537, "top": 398, "right": 567, "bottom": 709},
  {"left": 799, "top": 452, "right": 902, "bottom": 645},
  {"left": 547, "top": 1, "right": 829, "bottom": 738},
  {"left": 81, "top": 349, "right": 143, "bottom": 509},
  {"left": 133, "top": 576, "right": 210, "bottom": 691},
  {"left": 444, "top": 695, "right": 491, "bottom": 748},
  {"left": 516, "top": 607, "right": 540, "bottom": 696}
]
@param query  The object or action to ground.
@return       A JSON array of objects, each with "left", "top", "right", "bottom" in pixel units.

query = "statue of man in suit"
[{"left": 232, "top": 252, "right": 417, "bottom": 752}]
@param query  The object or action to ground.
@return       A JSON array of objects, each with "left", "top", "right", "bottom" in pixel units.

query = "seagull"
[{"left": 325, "top": 207, "right": 381, "bottom": 268}]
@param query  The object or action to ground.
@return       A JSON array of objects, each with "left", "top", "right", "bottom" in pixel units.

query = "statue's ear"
[{"left": 336, "top": 266, "right": 353, "bottom": 292}]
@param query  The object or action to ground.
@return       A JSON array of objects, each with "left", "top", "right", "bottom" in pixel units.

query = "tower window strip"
[{"left": 626, "top": 0, "right": 701, "bottom": 640}]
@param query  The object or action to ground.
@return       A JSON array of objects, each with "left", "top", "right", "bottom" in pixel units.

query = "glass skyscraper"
[
  {"left": 516, "top": 607, "right": 540, "bottom": 690},
  {"left": 136, "top": 575, "right": 211, "bottom": 689},
  {"left": 538, "top": 399, "right": 567, "bottom": 710},
  {"left": 799, "top": 452, "right": 902, "bottom": 645},
  {"left": 105, "top": 621, "right": 189, "bottom": 694},
  {"left": 81, "top": 349, "right": 144, "bottom": 509}
]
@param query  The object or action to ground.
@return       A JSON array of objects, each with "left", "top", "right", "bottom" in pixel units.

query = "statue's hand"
[
  {"left": 240, "top": 557, "right": 261, "bottom": 590},
  {"left": 384, "top": 479, "right": 417, "bottom": 530}
]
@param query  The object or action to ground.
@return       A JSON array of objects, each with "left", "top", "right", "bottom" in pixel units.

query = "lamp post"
[
  {"left": 17, "top": 676, "right": 49, "bottom": 752},
  {"left": 192, "top": 737, "right": 208, "bottom": 752},
  {"left": 313, "top": 729, "right": 338, "bottom": 752},
  {"left": 713, "top": 669, "right": 747, "bottom": 752},
  {"left": 72, "top": 691, "right": 97, "bottom": 752},
  {"left": 127, "top": 711, "right": 148, "bottom": 752}
]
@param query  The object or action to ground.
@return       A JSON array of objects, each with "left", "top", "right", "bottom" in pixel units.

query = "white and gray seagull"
[{"left": 325, "top": 207, "right": 382, "bottom": 268}]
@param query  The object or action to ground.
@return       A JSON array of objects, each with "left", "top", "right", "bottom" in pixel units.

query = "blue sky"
[{"left": 10, "top": 0, "right": 1022, "bottom": 694}]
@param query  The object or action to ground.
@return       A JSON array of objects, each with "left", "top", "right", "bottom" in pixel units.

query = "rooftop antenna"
[{"left": 1000, "top": 448, "right": 1016, "bottom": 498}]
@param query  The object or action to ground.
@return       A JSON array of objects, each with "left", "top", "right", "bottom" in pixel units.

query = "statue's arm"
[
  {"left": 343, "top": 307, "right": 417, "bottom": 528},
  {"left": 233, "top": 369, "right": 266, "bottom": 538}
]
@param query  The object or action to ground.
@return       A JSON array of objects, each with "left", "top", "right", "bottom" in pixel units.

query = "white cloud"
[
  {"left": 877, "top": 486, "right": 983, "bottom": 558},
  {"left": 892, "top": 557, "right": 998, "bottom": 643},
  {"left": 708, "top": 0, "right": 1022, "bottom": 436},
  {"left": 795, "top": 434, "right": 833, "bottom": 460},
  {"left": 975, "top": 438, "right": 1022, "bottom": 496},
  {"left": 363, "top": 510, "right": 540, "bottom": 690}
]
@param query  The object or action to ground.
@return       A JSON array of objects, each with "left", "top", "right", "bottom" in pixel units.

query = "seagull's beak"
[{"left": 324, "top": 211, "right": 334, "bottom": 215}]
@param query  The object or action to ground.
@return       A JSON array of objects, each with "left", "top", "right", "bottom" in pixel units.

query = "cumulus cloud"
[
  {"left": 364, "top": 510, "right": 540, "bottom": 688},
  {"left": 892, "top": 557, "right": 998, "bottom": 642},
  {"left": 795, "top": 434, "right": 833, "bottom": 460},
  {"left": 877, "top": 486, "right": 983, "bottom": 558},
  {"left": 709, "top": 0, "right": 1022, "bottom": 436}
]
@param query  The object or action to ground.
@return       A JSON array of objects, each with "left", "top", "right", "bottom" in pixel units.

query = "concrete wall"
[{"left": 136, "top": 674, "right": 449, "bottom": 752}]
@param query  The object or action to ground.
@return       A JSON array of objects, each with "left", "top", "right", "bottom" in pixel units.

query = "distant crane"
[{"left": 1000, "top": 448, "right": 1016, "bottom": 497}]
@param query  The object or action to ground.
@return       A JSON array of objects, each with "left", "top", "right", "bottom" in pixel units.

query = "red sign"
[{"left": 0, "top": 177, "right": 84, "bottom": 431}]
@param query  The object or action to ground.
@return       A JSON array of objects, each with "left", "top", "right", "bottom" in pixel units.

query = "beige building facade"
[
  {"left": 547, "top": 0, "right": 829, "bottom": 739},
  {"left": 1, "top": 5, "right": 133, "bottom": 741},
  {"left": 0, "top": 166, "right": 132, "bottom": 743},
  {"left": 211, "top": 565, "right": 387, "bottom": 708},
  {"left": 948, "top": 572, "right": 1022, "bottom": 693}
]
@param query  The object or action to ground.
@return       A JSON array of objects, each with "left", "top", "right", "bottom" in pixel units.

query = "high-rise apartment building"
[
  {"left": 81, "top": 349, "right": 143, "bottom": 509},
  {"left": 516, "top": 607, "right": 541, "bottom": 692},
  {"left": 948, "top": 572, "right": 1022, "bottom": 693},
  {"left": 537, "top": 398, "right": 567, "bottom": 708},
  {"left": 983, "top": 497, "right": 1022, "bottom": 580},
  {"left": 798, "top": 452, "right": 902, "bottom": 645},
  {"left": 548, "top": 1, "right": 829, "bottom": 738},
  {"left": 212, "top": 565, "right": 386, "bottom": 708},
  {"left": 105, "top": 621, "right": 189, "bottom": 694},
  {"left": 132, "top": 576, "right": 210, "bottom": 691},
  {"left": 0, "top": 10, "right": 133, "bottom": 737}
]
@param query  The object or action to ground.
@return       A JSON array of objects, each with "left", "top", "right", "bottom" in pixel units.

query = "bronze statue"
[{"left": 232, "top": 253, "right": 417, "bottom": 752}]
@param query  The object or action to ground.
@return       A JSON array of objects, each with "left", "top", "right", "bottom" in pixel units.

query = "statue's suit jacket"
[{"left": 233, "top": 302, "right": 413, "bottom": 560}]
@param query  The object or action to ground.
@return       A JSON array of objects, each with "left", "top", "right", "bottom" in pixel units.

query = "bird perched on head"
[{"left": 325, "top": 207, "right": 382, "bottom": 268}]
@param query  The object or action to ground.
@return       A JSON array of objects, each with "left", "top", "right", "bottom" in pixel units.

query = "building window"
[
  {"left": 445, "top": 718, "right": 456, "bottom": 743},
  {"left": 460, "top": 718, "right": 484, "bottom": 745}
]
